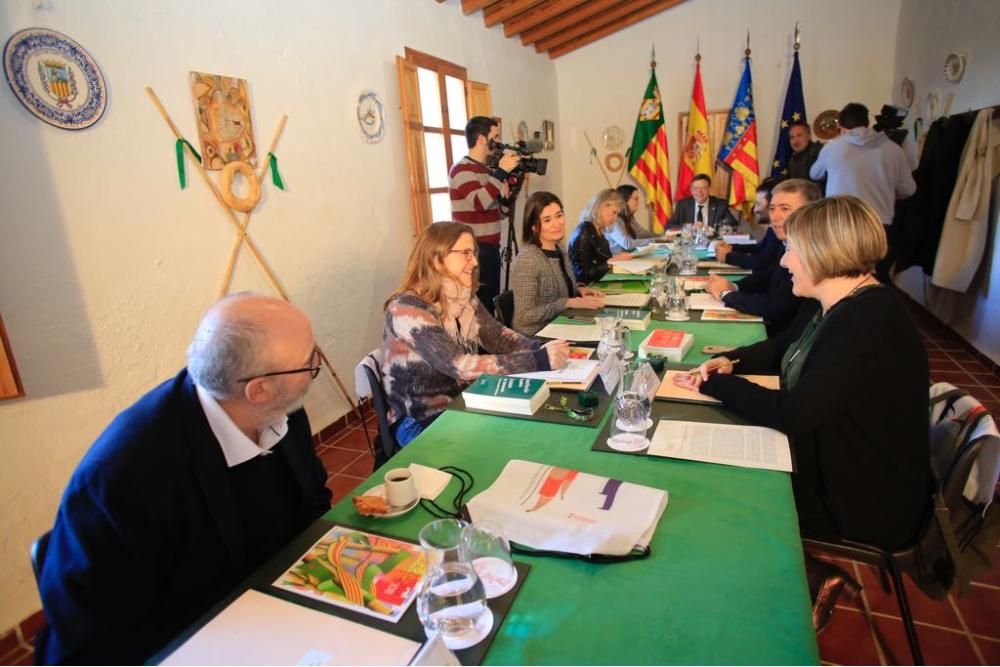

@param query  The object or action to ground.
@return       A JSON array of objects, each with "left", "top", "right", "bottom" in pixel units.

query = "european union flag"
[{"left": 770, "top": 51, "right": 807, "bottom": 177}]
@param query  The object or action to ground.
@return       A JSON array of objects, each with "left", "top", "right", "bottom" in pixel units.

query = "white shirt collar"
[{"left": 195, "top": 384, "right": 289, "bottom": 468}]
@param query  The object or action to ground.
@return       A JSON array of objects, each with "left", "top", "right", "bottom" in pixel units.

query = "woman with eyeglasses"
[
  {"left": 673, "top": 196, "right": 930, "bottom": 633},
  {"left": 382, "top": 222, "right": 570, "bottom": 446},
  {"left": 510, "top": 191, "right": 606, "bottom": 335},
  {"left": 568, "top": 188, "right": 634, "bottom": 284},
  {"left": 605, "top": 185, "right": 660, "bottom": 255}
]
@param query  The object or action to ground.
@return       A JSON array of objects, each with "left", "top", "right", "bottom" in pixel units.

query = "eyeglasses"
[
  {"left": 237, "top": 347, "right": 322, "bottom": 383},
  {"left": 448, "top": 249, "right": 476, "bottom": 261}
]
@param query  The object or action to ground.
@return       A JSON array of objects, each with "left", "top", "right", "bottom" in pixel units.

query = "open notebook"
[{"left": 655, "top": 371, "right": 779, "bottom": 404}]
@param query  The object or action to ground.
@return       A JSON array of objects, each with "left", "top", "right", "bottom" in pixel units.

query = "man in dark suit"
[
  {"left": 706, "top": 179, "right": 822, "bottom": 336},
  {"left": 36, "top": 294, "right": 332, "bottom": 665},
  {"left": 667, "top": 173, "right": 738, "bottom": 233}
]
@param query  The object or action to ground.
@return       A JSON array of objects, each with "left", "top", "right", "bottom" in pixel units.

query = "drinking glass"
[
  {"left": 461, "top": 522, "right": 517, "bottom": 599},
  {"left": 615, "top": 323, "right": 633, "bottom": 363},
  {"left": 596, "top": 316, "right": 623, "bottom": 364},
  {"left": 607, "top": 390, "right": 651, "bottom": 452},
  {"left": 666, "top": 291, "right": 689, "bottom": 320}
]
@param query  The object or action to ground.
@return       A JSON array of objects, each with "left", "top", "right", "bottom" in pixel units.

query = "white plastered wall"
[{"left": 0, "top": 0, "right": 559, "bottom": 630}]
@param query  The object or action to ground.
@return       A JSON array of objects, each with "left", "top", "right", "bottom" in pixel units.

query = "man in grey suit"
[{"left": 667, "top": 173, "right": 738, "bottom": 233}]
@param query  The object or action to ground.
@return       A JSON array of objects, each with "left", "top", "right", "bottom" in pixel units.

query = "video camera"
[
  {"left": 488, "top": 138, "right": 549, "bottom": 176},
  {"left": 873, "top": 104, "right": 909, "bottom": 147}
]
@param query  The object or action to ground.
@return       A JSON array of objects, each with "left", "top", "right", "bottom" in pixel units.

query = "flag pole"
[{"left": 794, "top": 21, "right": 800, "bottom": 51}]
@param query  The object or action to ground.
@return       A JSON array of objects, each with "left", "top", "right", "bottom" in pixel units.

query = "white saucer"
[
  {"left": 473, "top": 557, "right": 518, "bottom": 598},
  {"left": 664, "top": 314, "right": 691, "bottom": 321},
  {"left": 359, "top": 484, "right": 419, "bottom": 518},
  {"left": 607, "top": 433, "right": 650, "bottom": 452},
  {"left": 425, "top": 607, "right": 495, "bottom": 650}
]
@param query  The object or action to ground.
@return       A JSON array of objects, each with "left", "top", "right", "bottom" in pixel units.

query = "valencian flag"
[
  {"left": 628, "top": 68, "right": 672, "bottom": 232},
  {"left": 770, "top": 50, "right": 807, "bottom": 176},
  {"left": 717, "top": 55, "right": 760, "bottom": 207},
  {"left": 676, "top": 57, "right": 713, "bottom": 199}
]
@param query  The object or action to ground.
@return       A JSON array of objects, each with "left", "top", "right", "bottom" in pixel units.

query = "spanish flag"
[
  {"left": 628, "top": 69, "right": 672, "bottom": 233},
  {"left": 717, "top": 56, "right": 760, "bottom": 207},
  {"left": 676, "top": 58, "right": 713, "bottom": 200}
]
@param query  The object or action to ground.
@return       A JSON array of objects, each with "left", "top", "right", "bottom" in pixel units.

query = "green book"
[
  {"left": 598, "top": 308, "right": 651, "bottom": 331},
  {"left": 462, "top": 375, "right": 550, "bottom": 415}
]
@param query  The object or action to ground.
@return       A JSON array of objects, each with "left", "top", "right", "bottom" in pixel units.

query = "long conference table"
[{"left": 163, "top": 267, "right": 820, "bottom": 665}]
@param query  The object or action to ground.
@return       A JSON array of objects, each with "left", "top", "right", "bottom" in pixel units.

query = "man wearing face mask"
[
  {"left": 36, "top": 294, "right": 331, "bottom": 665},
  {"left": 707, "top": 179, "right": 822, "bottom": 336},
  {"left": 450, "top": 116, "right": 521, "bottom": 310}
]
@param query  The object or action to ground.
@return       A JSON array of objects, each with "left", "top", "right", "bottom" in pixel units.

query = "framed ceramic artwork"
[
  {"left": 542, "top": 119, "right": 555, "bottom": 150},
  {"left": 943, "top": 52, "right": 966, "bottom": 84},
  {"left": 516, "top": 120, "right": 529, "bottom": 143},
  {"left": 190, "top": 71, "right": 257, "bottom": 170},
  {"left": 3, "top": 27, "right": 107, "bottom": 130},
  {"left": 900, "top": 77, "right": 915, "bottom": 109},
  {"left": 602, "top": 125, "right": 625, "bottom": 151},
  {"left": 357, "top": 90, "right": 386, "bottom": 143},
  {"left": 813, "top": 109, "right": 840, "bottom": 141}
]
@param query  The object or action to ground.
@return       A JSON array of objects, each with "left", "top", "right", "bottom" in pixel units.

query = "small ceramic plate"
[
  {"left": 3, "top": 27, "right": 107, "bottom": 130},
  {"left": 425, "top": 607, "right": 495, "bottom": 650},
  {"left": 358, "top": 484, "right": 419, "bottom": 518},
  {"left": 664, "top": 314, "right": 691, "bottom": 322}
]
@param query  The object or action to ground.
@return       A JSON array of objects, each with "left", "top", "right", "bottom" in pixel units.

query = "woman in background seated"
[
  {"left": 674, "top": 196, "right": 930, "bottom": 632},
  {"left": 606, "top": 185, "right": 660, "bottom": 254},
  {"left": 569, "top": 188, "right": 633, "bottom": 285},
  {"left": 510, "top": 191, "right": 606, "bottom": 335},
  {"left": 382, "top": 222, "right": 569, "bottom": 446}
]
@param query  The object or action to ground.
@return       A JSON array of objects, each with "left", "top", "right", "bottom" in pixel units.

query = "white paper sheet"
[
  {"left": 602, "top": 293, "right": 651, "bottom": 308},
  {"left": 647, "top": 420, "right": 793, "bottom": 472},
  {"left": 609, "top": 258, "right": 660, "bottom": 274},
  {"left": 536, "top": 322, "right": 603, "bottom": 342},
  {"left": 511, "top": 359, "right": 599, "bottom": 383},
  {"left": 409, "top": 463, "right": 451, "bottom": 500},
  {"left": 161, "top": 590, "right": 422, "bottom": 666},
  {"left": 687, "top": 292, "right": 736, "bottom": 311}
]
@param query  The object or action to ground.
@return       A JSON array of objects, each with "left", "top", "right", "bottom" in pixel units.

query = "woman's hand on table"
[
  {"left": 543, "top": 339, "right": 570, "bottom": 369},
  {"left": 672, "top": 356, "right": 735, "bottom": 391},
  {"left": 577, "top": 286, "right": 605, "bottom": 298},
  {"left": 566, "top": 295, "right": 605, "bottom": 310}
]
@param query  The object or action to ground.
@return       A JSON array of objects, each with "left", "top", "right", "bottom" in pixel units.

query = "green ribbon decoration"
[
  {"left": 268, "top": 152, "right": 285, "bottom": 191},
  {"left": 174, "top": 139, "right": 202, "bottom": 189}
]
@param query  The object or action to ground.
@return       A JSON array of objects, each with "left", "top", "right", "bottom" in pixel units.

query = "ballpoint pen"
[{"left": 688, "top": 358, "right": 740, "bottom": 375}]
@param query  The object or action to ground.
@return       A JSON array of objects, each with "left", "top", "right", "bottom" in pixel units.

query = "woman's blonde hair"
[
  {"left": 785, "top": 195, "right": 887, "bottom": 283},
  {"left": 579, "top": 188, "right": 625, "bottom": 234},
  {"left": 385, "top": 222, "right": 479, "bottom": 312}
]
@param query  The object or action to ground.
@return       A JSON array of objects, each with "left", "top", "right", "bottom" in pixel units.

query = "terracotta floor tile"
[
  {"left": 958, "top": 359, "right": 994, "bottom": 374},
  {"left": 971, "top": 548, "right": 1000, "bottom": 586},
  {"left": 18, "top": 610, "right": 45, "bottom": 644},
  {"left": 318, "top": 447, "right": 363, "bottom": 476},
  {"left": 854, "top": 564, "right": 961, "bottom": 629},
  {"left": 970, "top": 373, "right": 1000, "bottom": 388},
  {"left": 0, "top": 631, "right": 21, "bottom": 659},
  {"left": 328, "top": 427, "right": 375, "bottom": 452},
  {"left": 981, "top": 400, "right": 1000, "bottom": 417},
  {"left": 325, "top": 474, "right": 366, "bottom": 504},
  {"left": 817, "top": 607, "right": 882, "bottom": 665},
  {"left": 931, "top": 370, "right": 975, "bottom": 385},
  {"left": 956, "top": 384, "right": 995, "bottom": 403},
  {"left": 954, "top": 582, "right": 1000, "bottom": 638},
  {"left": 872, "top": 616, "right": 980, "bottom": 665},
  {"left": 11, "top": 647, "right": 34, "bottom": 666},
  {"left": 927, "top": 349, "right": 951, "bottom": 360},
  {"left": 929, "top": 357, "right": 965, "bottom": 373},
  {"left": 339, "top": 450, "right": 375, "bottom": 478},
  {"left": 974, "top": 635, "right": 1000, "bottom": 664}
]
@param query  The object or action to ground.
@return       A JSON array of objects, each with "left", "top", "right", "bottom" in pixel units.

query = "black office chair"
[
  {"left": 362, "top": 364, "right": 401, "bottom": 468},
  {"left": 493, "top": 290, "right": 514, "bottom": 327},
  {"left": 804, "top": 390, "right": 999, "bottom": 665},
  {"left": 30, "top": 530, "right": 51, "bottom": 587}
]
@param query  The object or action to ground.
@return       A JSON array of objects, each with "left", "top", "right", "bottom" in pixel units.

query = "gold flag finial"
[
  {"left": 695, "top": 36, "right": 701, "bottom": 62},
  {"left": 794, "top": 22, "right": 801, "bottom": 51},
  {"left": 745, "top": 30, "right": 751, "bottom": 57},
  {"left": 650, "top": 43, "right": 656, "bottom": 69}
]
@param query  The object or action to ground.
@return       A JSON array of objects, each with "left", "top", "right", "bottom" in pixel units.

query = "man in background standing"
[
  {"left": 786, "top": 121, "right": 823, "bottom": 183},
  {"left": 449, "top": 116, "right": 520, "bottom": 309}
]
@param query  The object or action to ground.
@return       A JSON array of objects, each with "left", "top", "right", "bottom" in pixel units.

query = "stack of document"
[
  {"left": 536, "top": 322, "right": 602, "bottom": 342},
  {"left": 511, "top": 359, "right": 600, "bottom": 391},
  {"left": 609, "top": 258, "right": 661, "bottom": 274},
  {"left": 648, "top": 420, "right": 792, "bottom": 472},
  {"left": 603, "top": 292, "right": 651, "bottom": 308},
  {"left": 688, "top": 292, "right": 735, "bottom": 311}
]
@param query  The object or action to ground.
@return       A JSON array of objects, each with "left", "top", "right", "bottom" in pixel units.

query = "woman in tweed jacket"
[{"left": 511, "top": 192, "right": 606, "bottom": 335}]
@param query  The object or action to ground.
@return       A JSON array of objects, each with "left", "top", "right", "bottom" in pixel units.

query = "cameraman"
[{"left": 449, "top": 116, "right": 520, "bottom": 309}]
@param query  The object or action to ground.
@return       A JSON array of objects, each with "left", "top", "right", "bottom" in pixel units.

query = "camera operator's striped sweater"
[
  {"left": 448, "top": 156, "right": 507, "bottom": 244},
  {"left": 382, "top": 292, "right": 550, "bottom": 424}
]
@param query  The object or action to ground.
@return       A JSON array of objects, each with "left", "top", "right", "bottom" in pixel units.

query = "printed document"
[{"left": 648, "top": 420, "right": 793, "bottom": 472}]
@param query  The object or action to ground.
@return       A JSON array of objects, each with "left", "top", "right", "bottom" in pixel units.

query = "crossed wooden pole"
[{"left": 145, "top": 86, "right": 362, "bottom": 421}]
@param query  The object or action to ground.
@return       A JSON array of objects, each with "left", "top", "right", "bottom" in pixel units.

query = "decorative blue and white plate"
[{"left": 3, "top": 28, "right": 107, "bottom": 130}]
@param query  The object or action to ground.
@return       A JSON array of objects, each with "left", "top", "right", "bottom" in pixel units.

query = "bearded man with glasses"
[{"left": 36, "top": 293, "right": 331, "bottom": 665}]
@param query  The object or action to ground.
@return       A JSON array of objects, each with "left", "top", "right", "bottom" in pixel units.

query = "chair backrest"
[
  {"left": 494, "top": 290, "right": 514, "bottom": 327},
  {"left": 30, "top": 530, "right": 51, "bottom": 587},
  {"left": 363, "top": 363, "right": 400, "bottom": 463}
]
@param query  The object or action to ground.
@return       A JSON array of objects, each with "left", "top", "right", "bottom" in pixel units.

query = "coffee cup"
[{"left": 384, "top": 468, "right": 418, "bottom": 507}]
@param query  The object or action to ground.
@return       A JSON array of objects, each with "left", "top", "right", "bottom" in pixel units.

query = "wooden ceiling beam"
[
  {"left": 520, "top": 0, "right": 621, "bottom": 46},
  {"left": 536, "top": 0, "right": 659, "bottom": 52},
  {"left": 461, "top": 0, "right": 502, "bottom": 15},
  {"left": 503, "top": 0, "right": 589, "bottom": 38},
  {"left": 546, "top": 0, "right": 686, "bottom": 58},
  {"left": 484, "top": 0, "right": 547, "bottom": 28}
]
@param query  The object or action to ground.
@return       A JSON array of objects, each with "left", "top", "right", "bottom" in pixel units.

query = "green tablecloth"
[{"left": 325, "top": 409, "right": 818, "bottom": 665}]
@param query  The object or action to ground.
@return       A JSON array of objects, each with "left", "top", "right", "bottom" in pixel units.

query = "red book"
[{"left": 647, "top": 329, "right": 686, "bottom": 349}]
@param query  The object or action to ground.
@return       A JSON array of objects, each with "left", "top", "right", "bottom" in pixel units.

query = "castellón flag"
[
  {"left": 717, "top": 56, "right": 760, "bottom": 207},
  {"left": 676, "top": 59, "right": 713, "bottom": 200},
  {"left": 628, "top": 70, "right": 672, "bottom": 232}
]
